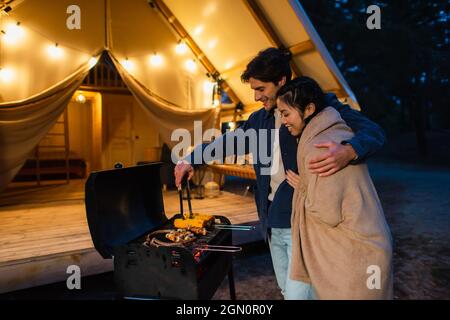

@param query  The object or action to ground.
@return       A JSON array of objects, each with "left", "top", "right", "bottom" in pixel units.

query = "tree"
[{"left": 301, "top": 0, "right": 449, "bottom": 158}]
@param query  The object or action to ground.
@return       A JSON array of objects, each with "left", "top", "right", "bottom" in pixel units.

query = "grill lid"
[{"left": 85, "top": 162, "right": 167, "bottom": 258}]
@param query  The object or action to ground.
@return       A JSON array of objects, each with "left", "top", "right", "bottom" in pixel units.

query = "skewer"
[
  {"left": 194, "top": 244, "right": 242, "bottom": 253},
  {"left": 214, "top": 224, "right": 256, "bottom": 231}
]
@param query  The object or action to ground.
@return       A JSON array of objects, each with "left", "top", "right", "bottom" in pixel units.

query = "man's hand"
[
  {"left": 308, "top": 141, "right": 357, "bottom": 177},
  {"left": 174, "top": 161, "right": 194, "bottom": 188},
  {"left": 286, "top": 169, "right": 300, "bottom": 189}
]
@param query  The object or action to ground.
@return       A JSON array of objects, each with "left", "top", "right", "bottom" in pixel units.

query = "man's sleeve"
[
  {"left": 325, "top": 93, "right": 386, "bottom": 162},
  {"left": 183, "top": 114, "right": 254, "bottom": 168}
]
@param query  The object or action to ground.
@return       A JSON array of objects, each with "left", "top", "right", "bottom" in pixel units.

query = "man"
[{"left": 174, "top": 48, "right": 385, "bottom": 299}]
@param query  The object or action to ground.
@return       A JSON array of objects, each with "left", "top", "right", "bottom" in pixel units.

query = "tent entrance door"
[{"left": 104, "top": 94, "right": 135, "bottom": 169}]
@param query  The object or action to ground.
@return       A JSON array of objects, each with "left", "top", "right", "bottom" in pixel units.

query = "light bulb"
[
  {"left": 47, "top": 43, "right": 64, "bottom": 59},
  {"left": 224, "top": 61, "right": 234, "bottom": 70},
  {"left": 185, "top": 59, "right": 197, "bottom": 73},
  {"left": 2, "top": 22, "right": 24, "bottom": 45},
  {"left": 207, "top": 38, "right": 218, "bottom": 49},
  {"left": 75, "top": 93, "right": 86, "bottom": 104},
  {"left": 89, "top": 57, "right": 98, "bottom": 68},
  {"left": 203, "top": 80, "right": 215, "bottom": 94},
  {"left": 122, "top": 58, "right": 134, "bottom": 72},
  {"left": 193, "top": 25, "right": 204, "bottom": 36},
  {"left": 0, "top": 67, "right": 14, "bottom": 83},
  {"left": 149, "top": 53, "right": 163, "bottom": 66},
  {"left": 175, "top": 40, "right": 188, "bottom": 55}
]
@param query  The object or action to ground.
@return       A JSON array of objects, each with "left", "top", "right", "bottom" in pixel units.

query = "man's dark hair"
[
  {"left": 241, "top": 47, "right": 292, "bottom": 85},
  {"left": 276, "top": 76, "right": 326, "bottom": 123}
]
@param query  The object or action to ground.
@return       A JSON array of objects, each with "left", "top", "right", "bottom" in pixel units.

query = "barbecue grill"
[{"left": 85, "top": 162, "right": 240, "bottom": 299}]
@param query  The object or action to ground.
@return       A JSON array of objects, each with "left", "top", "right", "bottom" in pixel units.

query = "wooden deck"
[{"left": 0, "top": 179, "right": 259, "bottom": 294}]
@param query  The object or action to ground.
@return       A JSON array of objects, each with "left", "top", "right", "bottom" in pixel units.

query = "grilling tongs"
[
  {"left": 178, "top": 178, "right": 255, "bottom": 231},
  {"left": 178, "top": 178, "right": 193, "bottom": 220}
]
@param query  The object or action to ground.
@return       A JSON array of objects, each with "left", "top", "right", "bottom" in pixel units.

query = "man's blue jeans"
[{"left": 268, "top": 228, "right": 315, "bottom": 300}]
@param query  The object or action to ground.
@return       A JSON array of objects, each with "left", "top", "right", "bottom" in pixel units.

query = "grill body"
[
  {"left": 114, "top": 215, "right": 232, "bottom": 299},
  {"left": 85, "top": 163, "right": 234, "bottom": 299}
]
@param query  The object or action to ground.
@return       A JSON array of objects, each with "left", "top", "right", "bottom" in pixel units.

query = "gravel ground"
[{"left": 367, "top": 159, "right": 450, "bottom": 299}]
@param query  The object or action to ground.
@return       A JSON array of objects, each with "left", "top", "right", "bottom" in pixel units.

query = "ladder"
[{"left": 34, "top": 108, "right": 70, "bottom": 185}]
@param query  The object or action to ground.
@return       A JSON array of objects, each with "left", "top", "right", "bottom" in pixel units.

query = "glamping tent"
[
  {"left": 0, "top": 0, "right": 360, "bottom": 294},
  {"left": 0, "top": 0, "right": 359, "bottom": 192}
]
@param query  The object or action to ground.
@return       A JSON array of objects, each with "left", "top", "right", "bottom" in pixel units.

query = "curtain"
[
  {"left": 0, "top": 61, "right": 93, "bottom": 192},
  {"left": 108, "top": 51, "right": 221, "bottom": 149}
]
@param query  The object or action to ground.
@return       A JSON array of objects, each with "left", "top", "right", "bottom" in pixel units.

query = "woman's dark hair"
[
  {"left": 276, "top": 76, "right": 326, "bottom": 124},
  {"left": 241, "top": 47, "right": 292, "bottom": 85}
]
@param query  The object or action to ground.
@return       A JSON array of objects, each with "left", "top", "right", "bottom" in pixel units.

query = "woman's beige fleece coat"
[{"left": 291, "top": 107, "right": 393, "bottom": 299}]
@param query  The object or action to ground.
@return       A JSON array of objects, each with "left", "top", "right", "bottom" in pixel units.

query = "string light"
[
  {"left": 47, "top": 43, "right": 64, "bottom": 59},
  {"left": 75, "top": 92, "right": 86, "bottom": 104},
  {"left": 88, "top": 56, "right": 98, "bottom": 68},
  {"left": 224, "top": 60, "right": 234, "bottom": 70},
  {"left": 175, "top": 40, "right": 188, "bottom": 55},
  {"left": 193, "top": 25, "right": 204, "bottom": 36},
  {"left": 203, "top": 3, "right": 217, "bottom": 17},
  {"left": 149, "top": 52, "right": 163, "bottom": 66},
  {"left": 122, "top": 57, "right": 134, "bottom": 72},
  {"left": 1, "top": 22, "right": 24, "bottom": 45},
  {"left": 185, "top": 59, "right": 197, "bottom": 73},
  {"left": 207, "top": 38, "right": 218, "bottom": 49},
  {"left": 0, "top": 67, "right": 14, "bottom": 83},
  {"left": 203, "top": 80, "right": 215, "bottom": 94},
  {"left": 203, "top": 79, "right": 215, "bottom": 107}
]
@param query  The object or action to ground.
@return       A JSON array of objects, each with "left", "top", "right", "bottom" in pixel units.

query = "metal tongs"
[
  {"left": 178, "top": 178, "right": 193, "bottom": 220},
  {"left": 193, "top": 244, "right": 242, "bottom": 253},
  {"left": 179, "top": 178, "right": 255, "bottom": 231},
  {"left": 214, "top": 224, "right": 255, "bottom": 231}
]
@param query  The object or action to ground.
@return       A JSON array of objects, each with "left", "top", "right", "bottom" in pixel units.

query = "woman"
[{"left": 276, "top": 77, "right": 393, "bottom": 299}]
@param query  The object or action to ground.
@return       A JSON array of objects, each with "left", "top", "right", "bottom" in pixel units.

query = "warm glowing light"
[
  {"left": 175, "top": 40, "right": 188, "bottom": 55},
  {"left": 47, "top": 43, "right": 64, "bottom": 59},
  {"left": 203, "top": 3, "right": 217, "bottom": 17},
  {"left": 75, "top": 92, "right": 86, "bottom": 104},
  {"left": 228, "top": 122, "right": 236, "bottom": 130},
  {"left": 0, "top": 67, "right": 14, "bottom": 83},
  {"left": 224, "top": 61, "right": 234, "bottom": 70},
  {"left": 89, "top": 57, "right": 99, "bottom": 68},
  {"left": 185, "top": 59, "right": 197, "bottom": 73},
  {"left": 149, "top": 53, "right": 163, "bottom": 66},
  {"left": 2, "top": 22, "right": 25, "bottom": 45},
  {"left": 193, "top": 25, "right": 204, "bottom": 36},
  {"left": 207, "top": 38, "right": 218, "bottom": 49},
  {"left": 203, "top": 80, "right": 215, "bottom": 94},
  {"left": 122, "top": 58, "right": 134, "bottom": 72}
]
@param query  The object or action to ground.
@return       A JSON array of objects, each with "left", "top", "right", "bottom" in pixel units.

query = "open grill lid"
[{"left": 85, "top": 163, "right": 167, "bottom": 258}]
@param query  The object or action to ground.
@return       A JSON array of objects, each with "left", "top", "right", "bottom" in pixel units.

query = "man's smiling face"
[{"left": 249, "top": 77, "right": 286, "bottom": 112}]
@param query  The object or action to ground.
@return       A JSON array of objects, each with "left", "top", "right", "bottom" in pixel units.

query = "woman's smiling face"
[{"left": 277, "top": 98, "right": 315, "bottom": 137}]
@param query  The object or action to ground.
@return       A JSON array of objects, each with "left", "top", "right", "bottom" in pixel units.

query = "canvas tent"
[{"left": 0, "top": 0, "right": 359, "bottom": 192}]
